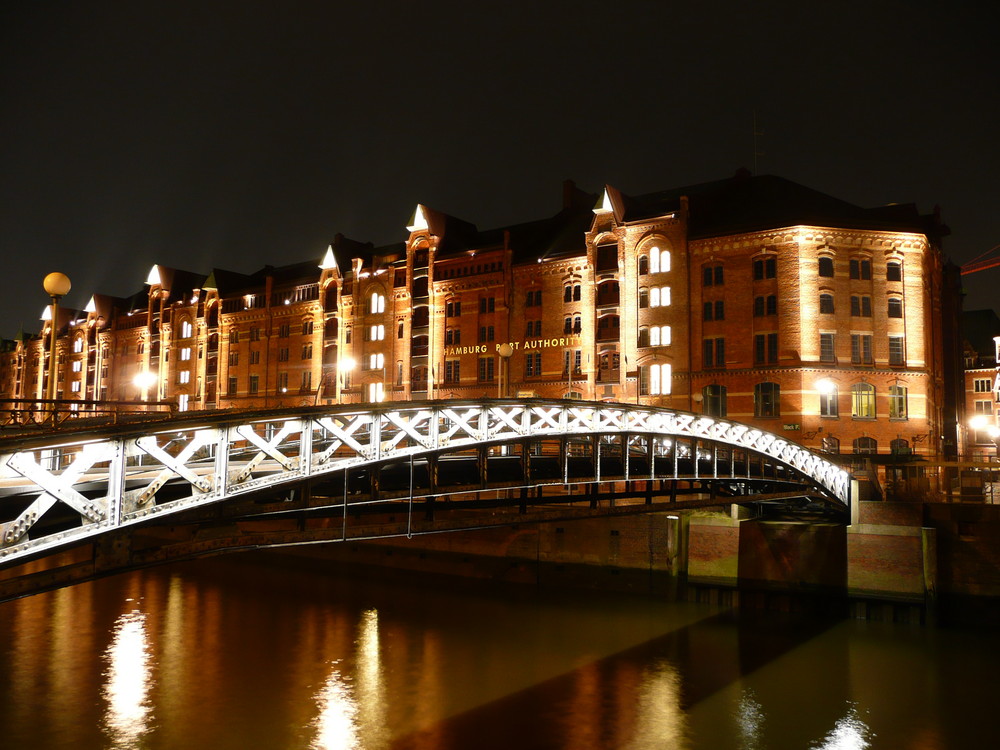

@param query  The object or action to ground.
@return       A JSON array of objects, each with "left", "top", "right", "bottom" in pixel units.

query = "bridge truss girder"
[{"left": 0, "top": 399, "right": 850, "bottom": 577}]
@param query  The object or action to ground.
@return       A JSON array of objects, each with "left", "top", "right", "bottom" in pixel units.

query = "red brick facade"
[{"left": 0, "top": 172, "right": 953, "bottom": 461}]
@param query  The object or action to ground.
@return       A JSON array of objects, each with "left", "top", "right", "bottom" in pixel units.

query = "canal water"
[{"left": 1, "top": 552, "right": 997, "bottom": 749}]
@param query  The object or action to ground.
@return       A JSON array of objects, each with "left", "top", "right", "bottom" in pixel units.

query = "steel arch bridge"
[{"left": 0, "top": 399, "right": 850, "bottom": 598}]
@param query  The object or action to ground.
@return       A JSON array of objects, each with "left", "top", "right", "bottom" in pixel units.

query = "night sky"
[{"left": 2, "top": 1, "right": 997, "bottom": 338}]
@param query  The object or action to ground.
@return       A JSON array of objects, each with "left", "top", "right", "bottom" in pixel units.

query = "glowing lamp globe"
[{"left": 43, "top": 272, "right": 72, "bottom": 298}]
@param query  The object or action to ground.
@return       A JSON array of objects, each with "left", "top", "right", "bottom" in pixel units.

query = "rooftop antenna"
[{"left": 753, "top": 112, "right": 764, "bottom": 175}]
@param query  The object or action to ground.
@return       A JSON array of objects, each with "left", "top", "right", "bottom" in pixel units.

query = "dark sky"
[{"left": 2, "top": 1, "right": 997, "bottom": 337}]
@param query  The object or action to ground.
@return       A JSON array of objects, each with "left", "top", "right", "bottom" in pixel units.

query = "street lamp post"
[
  {"left": 497, "top": 343, "right": 514, "bottom": 398},
  {"left": 43, "top": 272, "right": 71, "bottom": 408}
]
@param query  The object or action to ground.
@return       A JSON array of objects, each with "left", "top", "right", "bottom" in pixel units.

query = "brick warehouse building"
[{"left": 0, "top": 171, "right": 956, "bottom": 462}]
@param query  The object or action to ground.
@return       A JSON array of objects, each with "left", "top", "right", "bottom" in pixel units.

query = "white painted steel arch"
[{"left": 0, "top": 399, "right": 850, "bottom": 568}]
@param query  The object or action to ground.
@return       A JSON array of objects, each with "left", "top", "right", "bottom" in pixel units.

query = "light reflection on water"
[
  {"left": 811, "top": 704, "right": 873, "bottom": 750},
  {"left": 102, "top": 606, "right": 153, "bottom": 748},
  {"left": 311, "top": 661, "right": 359, "bottom": 750},
  {"left": 0, "top": 554, "right": 996, "bottom": 749},
  {"left": 310, "top": 608, "right": 387, "bottom": 750}
]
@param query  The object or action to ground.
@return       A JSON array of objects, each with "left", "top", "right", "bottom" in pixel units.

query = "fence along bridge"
[{"left": 0, "top": 399, "right": 850, "bottom": 600}]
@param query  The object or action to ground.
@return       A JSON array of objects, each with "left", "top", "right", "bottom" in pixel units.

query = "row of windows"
[
  {"left": 695, "top": 333, "right": 904, "bottom": 367},
  {"left": 228, "top": 344, "right": 313, "bottom": 365},
  {"left": 698, "top": 382, "right": 908, "bottom": 420},
  {"left": 226, "top": 370, "right": 313, "bottom": 396}
]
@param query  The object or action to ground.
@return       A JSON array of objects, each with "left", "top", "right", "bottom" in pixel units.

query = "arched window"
[
  {"left": 851, "top": 383, "right": 876, "bottom": 418},
  {"left": 703, "top": 384, "right": 727, "bottom": 417},
  {"left": 853, "top": 436, "right": 878, "bottom": 454},
  {"left": 821, "top": 436, "right": 840, "bottom": 454},
  {"left": 818, "top": 257, "right": 834, "bottom": 277},
  {"left": 819, "top": 293, "right": 834, "bottom": 314},
  {"left": 638, "top": 327, "right": 650, "bottom": 347},
  {"left": 650, "top": 286, "right": 670, "bottom": 307},
  {"left": 649, "top": 247, "right": 670, "bottom": 274},
  {"left": 639, "top": 288, "right": 649, "bottom": 308},
  {"left": 181, "top": 320, "right": 193, "bottom": 338},
  {"left": 369, "top": 291, "right": 385, "bottom": 314},
  {"left": 73, "top": 337, "right": 83, "bottom": 353},
  {"left": 754, "top": 382, "right": 780, "bottom": 417},
  {"left": 891, "top": 438, "right": 910, "bottom": 455},
  {"left": 638, "top": 255, "right": 649, "bottom": 275},
  {"left": 888, "top": 298, "right": 903, "bottom": 318},
  {"left": 886, "top": 261, "right": 902, "bottom": 282}
]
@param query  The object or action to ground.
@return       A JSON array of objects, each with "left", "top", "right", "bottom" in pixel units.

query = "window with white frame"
[
  {"left": 648, "top": 363, "right": 672, "bottom": 395},
  {"left": 72, "top": 361, "right": 82, "bottom": 372},
  {"left": 650, "top": 286, "right": 671, "bottom": 307},
  {"left": 649, "top": 247, "right": 671, "bottom": 273},
  {"left": 649, "top": 325, "right": 672, "bottom": 346},
  {"left": 178, "top": 394, "right": 189, "bottom": 412},
  {"left": 974, "top": 378, "right": 993, "bottom": 393}
]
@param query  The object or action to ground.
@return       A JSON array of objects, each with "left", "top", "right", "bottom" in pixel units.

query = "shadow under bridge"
[{"left": 0, "top": 399, "right": 850, "bottom": 600}]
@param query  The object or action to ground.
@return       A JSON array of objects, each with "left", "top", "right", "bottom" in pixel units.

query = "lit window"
[
  {"left": 72, "top": 361, "right": 82, "bottom": 372},
  {"left": 650, "top": 286, "right": 670, "bottom": 307},
  {"left": 178, "top": 394, "right": 189, "bottom": 412},
  {"left": 649, "top": 247, "right": 671, "bottom": 274},
  {"left": 73, "top": 338, "right": 83, "bottom": 353},
  {"left": 369, "top": 353, "right": 385, "bottom": 370},
  {"left": 179, "top": 370, "right": 190, "bottom": 384},
  {"left": 181, "top": 347, "right": 192, "bottom": 361},
  {"left": 648, "top": 363, "right": 672, "bottom": 395},
  {"left": 71, "top": 381, "right": 81, "bottom": 393},
  {"left": 370, "top": 292, "right": 385, "bottom": 314},
  {"left": 181, "top": 321, "right": 193, "bottom": 338},
  {"left": 370, "top": 324, "right": 385, "bottom": 341},
  {"left": 368, "top": 382, "right": 384, "bottom": 402},
  {"left": 851, "top": 383, "right": 876, "bottom": 418}
]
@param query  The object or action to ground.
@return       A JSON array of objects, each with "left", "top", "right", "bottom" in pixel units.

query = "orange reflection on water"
[{"left": 102, "top": 607, "right": 153, "bottom": 748}]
